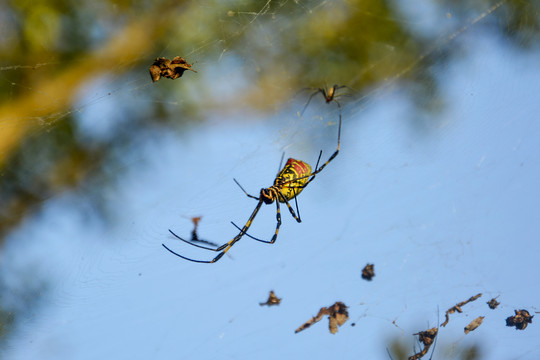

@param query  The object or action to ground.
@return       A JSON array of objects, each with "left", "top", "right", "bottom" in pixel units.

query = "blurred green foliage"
[{"left": 388, "top": 334, "right": 482, "bottom": 359}]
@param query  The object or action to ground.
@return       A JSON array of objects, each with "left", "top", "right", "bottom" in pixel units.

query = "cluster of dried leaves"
[
  {"left": 441, "top": 293, "right": 482, "bottom": 327},
  {"left": 259, "top": 291, "right": 349, "bottom": 334},
  {"left": 255, "top": 258, "right": 533, "bottom": 357},
  {"left": 403, "top": 293, "right": 535, "bottom": 360},
  {"left": 506, "top": 310, "right": 534, "bottom": 330}
]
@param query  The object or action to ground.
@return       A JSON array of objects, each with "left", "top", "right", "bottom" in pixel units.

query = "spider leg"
[
  {"left": 237, "top": 191, "right": 283, "bottom": 244},
  {"left": 231, "top": 187, "right": 302, "bottom": 242},
  {"left": 280, "top": 112, "right": 341, "bottom": 190},
  {"left": 167, "top": 229, "right": 219, "bottom": 251},
  {"left": 282, "top": 187, "right": 302, "bottom": 223},
  {"left": 230, "top": 221, "right": 270, "bottom": 243},
  {"left": 277, "top": 152, "right": 285, "bottom": 177},
  {"left": 162, "top": 244, "right": 222, "bottom": 264},
  {"left": 300, "top": 89, "right": 324, "bottom": 116},
  {"left": 314, "top": 150, "right": 323, "bottom": 171},
  {"left": 308, "top": 112, "right": 341, "bottom": 177},
  {"left": 190, "top": 237, "right": 220, "bottom": 248},
  {"left": 333, "top": 99, "right": 342, "bottom": 111},
  {"left": 163, "top": 200, "right": 265, "bottom": 263},
  {"left": 218, "top": 198, "right": 265, "bottom": 250},
  {"left": 270, "top": 197, "right": 282, "bottom": 243},
  {"left": 233, "top": 178, "right": 259, "bottom": 200}
]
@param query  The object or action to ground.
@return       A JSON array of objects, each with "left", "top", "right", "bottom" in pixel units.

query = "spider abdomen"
[{"left": 274, "top": 158, "right": 312, "bottom": 202}]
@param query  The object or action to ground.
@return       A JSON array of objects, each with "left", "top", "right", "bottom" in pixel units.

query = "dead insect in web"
[
  {"left": 506, "top": 309, "right": 533, "bottom": 330},
  {"left": 295, "top": 301, "right": 349, "bottom": 334},
  {"left": 259, "top": 290, "right": 281, "bottom": 306},
  {"left": 361, "top": 263, "right": 375, "bottom": 281},
  {"left": 409, "top": 327, "right": 438, "bottom": 360},
  {"left": 300, "top": 84, "right": 347, "bottom": 116},
  {"left": 188, "top": 216, "right": 220, "bottom": 248},
  {"left": 441, "top": 293, "right": 482, "bottom": 327},
  {"left": 487, "top": 296, "right": 500, "bottom": 310},
  {"left": 149, "top": 56, "right": 197, "bottom": 82},
  {"left": 464, "top": 316, "right": 484, "bottom": 334}
]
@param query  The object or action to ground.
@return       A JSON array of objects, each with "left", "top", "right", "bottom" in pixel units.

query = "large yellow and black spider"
[{"left": 162, "top": 107, "right": 341, "bottom": 263}]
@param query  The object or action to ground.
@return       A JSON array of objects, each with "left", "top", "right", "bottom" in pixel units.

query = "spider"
[
  {"left": 162, "top": 113, "right": 341, "bottom": 263},
  {"left": 300, "top": 84, "right": 346, "bottom": 116}
]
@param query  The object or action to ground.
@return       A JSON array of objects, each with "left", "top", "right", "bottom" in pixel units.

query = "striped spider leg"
[{"left": 162, "top": 113, "right": 341, "bottom": 263}]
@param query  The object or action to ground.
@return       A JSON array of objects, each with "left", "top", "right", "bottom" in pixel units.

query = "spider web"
[{"left": 1, "top": 0, "right": 539, "bottom": 359}]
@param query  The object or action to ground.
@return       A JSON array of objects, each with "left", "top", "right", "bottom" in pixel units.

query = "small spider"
[
  {"left": 300, "top": 84, "right": 346, "bottom": 116},
  {"left": 162, "top": 113, "right": 341, "bottom": 263}
]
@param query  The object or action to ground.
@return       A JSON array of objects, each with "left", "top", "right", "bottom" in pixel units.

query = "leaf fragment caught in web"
[
  {"left": 361, "top": 263, "right": 375, "bottom": 281},
  {"left": 409, "top": 327, "right": 438, "bottom": 360},
  {"left": 506, "top": 309, "right": 533, "bottom": 330},
  {"left": 464, "top": 316, "right": 484, "bottom": 334},
  {"left": 441, "top": 293, "right": 482, "bottom": 327},
  {"left": 295, "top": 301, "right": 349, "bottom": 334},
  {"left": 487, "top": 297, "right": 500, "bottom": 309},
  {"left": 149, "top": 56, "right": 197, "bottom": 82},
  {"left": 259, "top": 290, "right": 281, "bottom": 306}
]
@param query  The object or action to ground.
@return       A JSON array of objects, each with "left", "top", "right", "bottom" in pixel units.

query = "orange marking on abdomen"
[{"left": 285, "top": 158, "right": 311, "bottom": 177}]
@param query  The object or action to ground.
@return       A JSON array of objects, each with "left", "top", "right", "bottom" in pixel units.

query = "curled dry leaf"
[
  {"left": 487, "top": 297, "right": 500, "bottom": 310},
  {"left": 295, "top": 301, "right": 349, "bottom": 334},
  {"left": 361, "top": 263, "right": 375, "bottom": 281},
  {"left": 464, "top": 316, "right": 484, "bottom": 334},
  {"left": 259, "top": 290, "right": 281, "bottom": 306},
  {"left": 149, "top": 56, "right": 197, "bottom": 82}
]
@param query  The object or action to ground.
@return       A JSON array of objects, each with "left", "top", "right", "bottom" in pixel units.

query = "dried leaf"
[
  {"left": 361, "top": 263, "right": 375, "bottom": 281},
  {"left": 487, "top": 297, "right": 500, "bottom": 309},
  {"left": 464, "top": 316, "right": 484, "bottom": 334},
  {"left": 260, "top": 290, "right": 281, "bottom": 306},
  {"left": 149, "top": 56, "right": 197, "bottom": 82},
  {"left": 295, "top": 302, "right": 349, "bottom": 334}
]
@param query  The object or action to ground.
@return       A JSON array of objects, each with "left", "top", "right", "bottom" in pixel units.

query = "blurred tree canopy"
[{"left": 0, "top": 0, "right": 539, "bottom": 242}]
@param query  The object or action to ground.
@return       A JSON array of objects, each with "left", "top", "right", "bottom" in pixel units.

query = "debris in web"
[
  {"left": 487, "top": 297, "right": 500, "bottom": 310},
  {"left": 408, "top": 327, "right": 438, "bottom": 360},
  {"left": 187, "top": 216, "right": 219, "bottom": 247},
  {"left": 441, "top": 293, "right": 482, "bottom": 327},
  {"left": 191, "top": 216, "right": 202, "bottom": 239},
  {"left": 295, "top": 302, "right": 349, "bottom": 334},
  {"left": 149, "top": 56, "right": 197, "bottom": 82},
  {"left": 259, "top": 290, "right": 281, "bottom": 306},
  {"left": 506, "top": 309, "right": 533, "bottom": 330},
  {"left": 464, "top": 316, "right": 484, "bottom": 334},
  {"left": 361, "top": 263, "right": 375, "bottom": 281}
]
